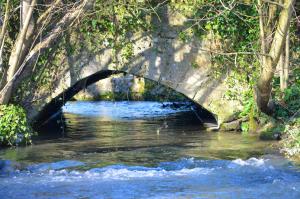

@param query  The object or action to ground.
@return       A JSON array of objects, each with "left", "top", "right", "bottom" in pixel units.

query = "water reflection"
[
  {"left": 0, "top": 101, "right": 299, "bottom": 199},
  {"left": 1, "top": 101, "right": 276, "bottom": 166}
]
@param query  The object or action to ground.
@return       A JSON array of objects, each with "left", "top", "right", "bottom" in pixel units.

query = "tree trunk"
[
  {"left": 258, "top": 0, "right": 267, "bottom": 66},
  {"left": 255, "top": 0, "right": 294, "bottom": 114},
  {"left": 279, "top": 50, "right": 285, "bottom": 91},
  {"left": 0, "top": 0, "right": 36, "bottom": 104},
  {"left": 283, "top": 31, "right": 289, "bottom": 90},
  {"left": 0, "top": 0, "right": 10, "bottom": 64},
  {"left": 0, "top": 0, "right": 95, "bottom": 104},
  {"left": 21, "top": 0, "right": 31, "bottom": 28},
  {"left": 20, "top": 0, "right": 35, "bottom": 57},
  {"left": 279, "top": 33, "right": 289, "bottom": 92},
  {"left": 0, "top": 0, "right": 10, "bottom": 89}
]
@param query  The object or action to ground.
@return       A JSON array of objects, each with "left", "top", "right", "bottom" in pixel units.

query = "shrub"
[
  {"left": 281, "top": 119, "right": 300, "bottom": 157},
  {"left": 0, "top": 104, "right": 34, "bottom": 146}
]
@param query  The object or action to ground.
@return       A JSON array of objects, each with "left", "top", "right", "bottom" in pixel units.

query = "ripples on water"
[
  {"left": 1, "top": 157, "right": 300, "bottom": 199},
  {"left": 0, "top": 101, "right": 300, "bottom": 199},
  {"left": 62, "top": 101, "right": 193, "bottom": 119}
]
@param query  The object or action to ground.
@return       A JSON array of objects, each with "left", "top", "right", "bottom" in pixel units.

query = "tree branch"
[
  {"left": 269, "top": 0, "right": 295, "bottom": 63},
  {"left": 262, "top": 0, "right": 285, "bottom": 7},
  {"left": 258, "top": 0, "right": 267, "bottom": 66},
  {"left": 0, "top": 0, "right": 95, "bottom": 103},
  {"left": 36, "top": 0, "right": 62, "bottom": 29}
]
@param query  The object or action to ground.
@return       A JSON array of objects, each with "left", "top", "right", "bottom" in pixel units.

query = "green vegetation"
[
  {"left": 0, "top": 0, "right": 299, "bottom": 158},
  {"left": 0, "top": 104, "right": 34, "bottom": 146},
  {"left": 281, "top": 120, "right": 300, "bottom": 157},
  {"left": 170, "top": 0, "right": 300, "bottom": 156},
  {"left": 256, "top": 67, "right": 300, "bottom": 154}
]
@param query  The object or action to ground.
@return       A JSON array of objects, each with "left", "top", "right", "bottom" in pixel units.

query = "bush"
[
  {"left": 281, "top": 119, "right": 300, "bottom": 157},
  {"left": 0, "top": 104, "right": 34, "bottom": 146},
  {"left": 271, "top": 68, "right": 300, "bottom": 156}
]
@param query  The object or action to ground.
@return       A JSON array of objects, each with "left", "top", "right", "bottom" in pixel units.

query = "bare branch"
[
  {"left": 262, "top": 0, "right": 285, "bottom": 7},
  {"left": 257, "top": 0, "right": 267, "bottom": 66},
  {"left": 269, "top": 0, "right": 295, "bottom": 63},
  {"left": 36, "top": 0, "right": 62, "bottom": 28},
  {"left": 197, "top": 47, "right": 271, "bottom": 57}
]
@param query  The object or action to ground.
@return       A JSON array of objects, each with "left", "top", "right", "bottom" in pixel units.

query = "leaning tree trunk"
[
  {"left": 0, "top": 0, "right": 95, "bottom": 104},
  {"left": 0, "top": 0, "right": 36, "bottom": 104},
  {"left": 0, "top": 0, "right": 10, "bottom": 68},
  {"left": 255, "top": 0, "right": 295, "bottom": 114},
  {"left": 0, "top": 0, "right": 10, "bottom": 89}
]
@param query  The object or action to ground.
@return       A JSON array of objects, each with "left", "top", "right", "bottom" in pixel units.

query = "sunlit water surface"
[{"left": 0, "top": 101, "right": 300, "bottom": 199}]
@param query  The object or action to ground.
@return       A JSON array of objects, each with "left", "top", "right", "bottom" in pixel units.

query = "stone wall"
[
  {"left": 21, "top": 5, "right": 244, "bottom": 125},
  {"left": 73, "top": 74, "right": 186, "bottom": 101}
]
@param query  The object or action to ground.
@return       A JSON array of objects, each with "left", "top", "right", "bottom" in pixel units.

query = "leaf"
[{"left": 92, "top": 20, "right": 97, "bottom": 29}]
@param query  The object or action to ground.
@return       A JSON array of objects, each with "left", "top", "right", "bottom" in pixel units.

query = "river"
[{"left": 0, "top": 101, "right": 300, "bottom": 198}]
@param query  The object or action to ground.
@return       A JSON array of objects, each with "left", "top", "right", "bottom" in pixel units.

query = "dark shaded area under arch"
[{"left": 33, "top": 70, "right": 217, "bottom": 129}]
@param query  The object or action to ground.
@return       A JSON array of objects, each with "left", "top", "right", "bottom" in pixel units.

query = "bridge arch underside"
[{"left": 33, "top": 69, "right": 217, "bottom": 128}]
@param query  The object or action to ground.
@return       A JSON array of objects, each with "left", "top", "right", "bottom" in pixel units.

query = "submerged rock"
[{"left": 220, "top": 120, "right": 241, "bottom": 131}]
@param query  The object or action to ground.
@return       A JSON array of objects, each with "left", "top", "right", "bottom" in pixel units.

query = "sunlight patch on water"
[{"left": 63, "top": 101, "right": 191, "bottom": 120}]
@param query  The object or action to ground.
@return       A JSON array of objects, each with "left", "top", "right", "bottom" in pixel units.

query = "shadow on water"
[
  {"left": 36, "top": 100, "right": 213, "bottom": 141},
  {"left": 1, "top": 101, "right": 277, "bottom": 166},
  {"left": 1, "top": 101, "right": 300, "bottom": 199}
]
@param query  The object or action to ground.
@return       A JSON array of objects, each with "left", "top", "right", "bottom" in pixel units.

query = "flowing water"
[{"left": 0, "top": 101, "right": 300, "bottom": 199}]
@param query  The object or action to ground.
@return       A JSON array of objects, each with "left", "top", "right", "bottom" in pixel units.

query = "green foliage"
[
  {"left": 271, "top": 65, "right": 300, "bottom": 156},
  {"left": 121, "top": 42, "right": 134, "bottom": 60},
  {"left": 239, "top": 95, "right": 255, "bottom": 118},
  {"left": 239, "top": 96, "right": 259, "bottom": 134},
  {"left": 0, "top": 105, "right": 35, "bottom": 146},
  {"left": 13, "top": 0, "right": 156, "bottom": 103},
  {"left": 250, "top": 62, "right": 300, "bottom": 153},
  {"left": 172, "top": 1, "right": 260, "bottom": 64},
  {"left": 178, "top": 30, "right": 193, "bottom": 42},
  {"left": 241, "top": 122, "right": 249, "bottom": 134},
  {"left": 281, "top": 119, "right": 300, "bottom": 157},
  {"left": 273, "top": 68, "right": 300, "bottom": 120},
  {"left": 78, "top": 0, "right": 151, "bottom": 58},
  {"left": 6, "top": 0, "right": 299, "bottom": 153},
  {"left": 191, "top": 62, "right": 199, "bottom": 69},
  {"left": 172, "top": 1, "right": 262, "bottom": 118}
]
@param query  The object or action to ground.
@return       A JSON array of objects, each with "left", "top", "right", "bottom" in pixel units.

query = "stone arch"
[
  {"left": 33, "top": 69, "right": 217, "bottom": 128},
  {"left": 25, "top": 5, "right": 242, "bottom": 127}
]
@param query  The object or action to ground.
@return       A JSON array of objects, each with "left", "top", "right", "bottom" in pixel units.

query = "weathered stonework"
[
  {"left": 22, "top": 6, "right": 243, "bottom": 126},
  {"left": 73, "top": 74, "right": 182, "bottom": 101}
]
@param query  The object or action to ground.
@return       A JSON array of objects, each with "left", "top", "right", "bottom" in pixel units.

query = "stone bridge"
[{"left": 22, "top": 7, "right": 242, "bottom": 127}]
